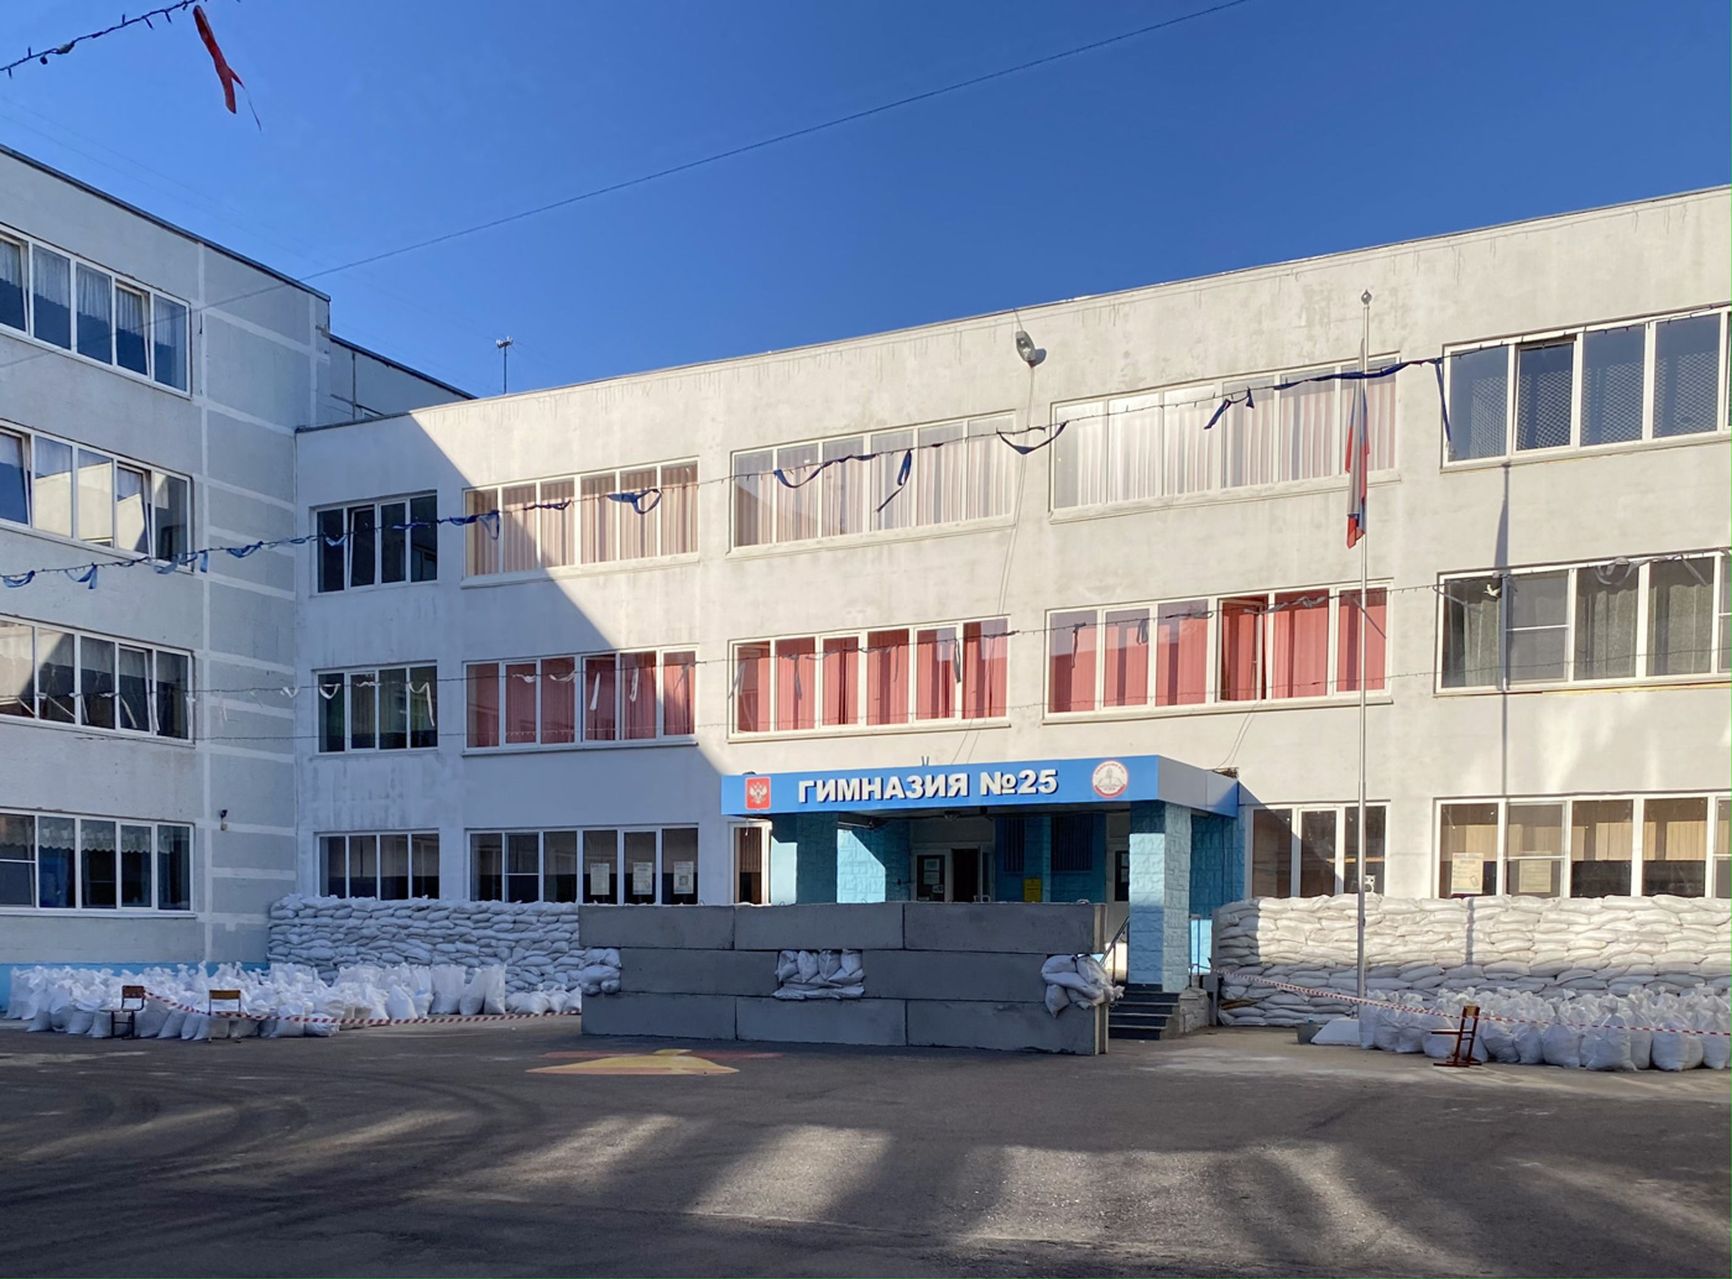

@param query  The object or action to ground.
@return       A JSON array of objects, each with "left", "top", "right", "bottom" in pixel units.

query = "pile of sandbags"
[
  {"left": 268, "top": 895, "right": 586, "bottom": 994},
  {"left": 1319, "top": 986, "right": 1730, "bottom": 1072},
  {"left": 1041, "top": 954, "right": 1120, "bottom": 1017},
  {"left": 4, "top": 959, "right": 591, "bottom": 1040},
  {"left": 773, "top": 950, "right": 864, "bottom": 1000},
  {"left": 1215, "top": 894, "right": 1731, "bottom": 1026}
]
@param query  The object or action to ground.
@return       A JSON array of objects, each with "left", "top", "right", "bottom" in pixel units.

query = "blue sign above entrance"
[{"left": 721, "top": 754, "right": 1237, "bottom": 818}]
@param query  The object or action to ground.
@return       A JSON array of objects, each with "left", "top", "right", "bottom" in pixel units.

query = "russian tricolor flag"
[{"left": 1344, "top": 377, "right": 1369, "bottom": 548}]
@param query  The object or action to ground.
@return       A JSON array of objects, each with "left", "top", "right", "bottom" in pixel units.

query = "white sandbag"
[
  {"left": 1514, "top": 1024, "right": 1545, "bottom": 1065},
  {"left": 1394, "top": 1018, "right": 1429, "bottom": 1054},
  {"left": 476, "top": 965, "right": 507, "bottom": 1015},
  {"left": 412, "top": 991, "right": 433, "bottom": 1017},
  {"left": 1702, "top": 1035, "right": 1729, "bottom": 1071},
  {"left": 1309, "top": 1017, "right": 1363, "bottom": 1047},
  {"left": 384, "top": 988, "right": 417, "bottom": 1022},
  {"left": 85, "top": 1010, "right": 114, "bottom": 1039},
  {"left": 504, "top": 992, "right": 537, "bottom": 1015},
  {"left": 1043, "top": 983, "right": 1069, "bottom": 1017},
  {"left": 796, "top": 951, "right": 819, "bottom": 983},
  {"left": 1479, "top": 1018, "right": 1519, "bottom": 1063},
  {"left": 135, "top": 1002, "right": 168, "bottom": 1039},
  {"left": 1651, "top": 1029, "right": 1704, "bottom": 1071},
  {"left": 64, "top": 1007, "right": 95, "bottom": 1036},
  {"left": 180, "top": 1012, "right": 210, "bottom": 1041},
  {"left": 1357, "top": 1005, "right": 1381, "bottom": 1049},
  {"left": 1373, "top": 1017, "right": 1403, "bottom": 1052},
  {"left": 157, "top": 1008, "right": 187, "bottom": 1039},
  {"left": 1539, "top": 1022, "right": 1583, "bottom": 1068},
  {"left": 429, "top": 965, "right": 465, "bottom": 1015},
  {"left": 224, "top": 1017, "right": 259, "bottom": 1039},
  {"left": 26, "top": 1005, "right": 53, "bottom": 1032},
  {"left": 1581, "top": 1020, "right": 1635, "bottom": 1072}
]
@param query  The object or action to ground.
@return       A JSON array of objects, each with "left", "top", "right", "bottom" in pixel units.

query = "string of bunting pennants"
[{"left": 0, "top": 360, "right": 1445, "bottom": 593}]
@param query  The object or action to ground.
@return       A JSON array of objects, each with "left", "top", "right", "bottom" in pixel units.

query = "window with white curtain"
[
  {"left": 464, "top": 460, "right": 698, "bottom": 576},
  {"left": 1439, "top": 553, "right": 1731, "bottom": 691},
  {"left": 0, "top": 809, "right": 192, "bottom": 912},
  {"left": 1440, "top": 794, "right": 1729, "bottom": 899},
  {"left": 0, "top": 222, "right": 191, "bottom": 390},
  {"left": 730, "top": 413, "right": 1013, "bottom": 548},
  {"left": 0, "top": 419, "right": 189, "bottom": 560},
  {"left": 1053, "top": 362, "right": 1395, "bottom": 511},
  {"left": 1445, "top": 308, "right": 1729, "bottom": 463}
]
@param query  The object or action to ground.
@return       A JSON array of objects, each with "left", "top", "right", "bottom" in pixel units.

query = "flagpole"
[{"left": 1356, "top": 290, "right": 1371, "bottom": 1005}]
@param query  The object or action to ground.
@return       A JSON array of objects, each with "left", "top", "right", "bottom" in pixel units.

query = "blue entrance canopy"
[{"left": 721, "top": 753, "right": 1238, "bottom": 818}]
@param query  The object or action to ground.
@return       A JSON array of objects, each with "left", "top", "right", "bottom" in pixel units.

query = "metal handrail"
[{"left": 1095, "top": 911, "right": 1131, "bottom": 985}]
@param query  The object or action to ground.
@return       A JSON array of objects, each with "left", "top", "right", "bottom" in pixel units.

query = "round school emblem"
[{"left": 1091, "top": 760, "right": 1129, "bottom": 799}]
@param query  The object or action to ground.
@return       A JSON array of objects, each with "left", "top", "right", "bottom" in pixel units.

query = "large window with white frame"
[
  {"left": 0, "top": 809, "right": 191, "bottom": 911},
  {"left": 315, "top": 494, "right": 438, "bottom": 592},
  {"left": 1248, "top": 803, "right": 1387, "bottom": 899},
  {"left": 1047, "top": 584, "right": 1388, "bottom": 716},
  {"left": 464, "top": 460, "right": 696, "bottom": 577},
  {"left": 1444, "top": 307, "right": 1729, "bottom": 463},
  {"left": 731, "top": 616, "right": 1008, "bottom": 736},
  {"left": 465, "top": 648, "right": 695, "bottom": 749},
  {"left": 470, "top": 826, "right": 699, "bottom": 905},
  {"left": 1438, "top": 551, "right": 1730, "bottom": 691},
  {"left": 0, "top": 422, "right": 190, "bottom": 561},
  {"left": 320, "top": 832, "right": 439, "bottom": 899},
  {"left": 0, "top": 225, "right": 190, "bottom": 392},
  {"left": 0, "top": 617, "right": 190, "bottom": 739},
  {"left": 315, "top": 664, "right": 438, "bottom": 753},
  {"left": 731, "top": 413, "right": 1015, "bottom": 550},
  {"left": 1052, "top": 360, "right": 1396, "bottom": 512},
  {"left": 1438, "top": 793, "right": 1730, "bottom": 899}
]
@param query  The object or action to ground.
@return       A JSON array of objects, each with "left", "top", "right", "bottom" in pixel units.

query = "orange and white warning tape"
[
  {"left": 1232, "top": 974, "right": 1732, "bottom": 1036},
  {"left": 145, "top": 991, "right": 582, "bottom": 1029}
]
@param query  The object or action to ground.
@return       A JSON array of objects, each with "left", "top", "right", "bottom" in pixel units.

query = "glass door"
[{"left": 914, "top": 852, "right": 947, "bottom": 901}]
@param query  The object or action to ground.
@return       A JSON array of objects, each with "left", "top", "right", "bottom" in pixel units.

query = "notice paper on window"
[
  {"left": 589, "top": 862, "right": 610, "bottom": 897},
  {"left": 673, "top": 861, "right": 695, "bottom": 894},
  {"left": 632, "top": 860, "right": 654, "bottom": 896},
  {"left": 1451, "top": 856, "right": 1484, "bottom": 895}
]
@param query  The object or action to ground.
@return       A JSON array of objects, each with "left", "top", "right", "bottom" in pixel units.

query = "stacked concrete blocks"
[{"left": 579, "top": 902, "right": 1110, "bottom": 1053}]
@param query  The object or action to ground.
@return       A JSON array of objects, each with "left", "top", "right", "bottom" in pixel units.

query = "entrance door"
[
  {"left": 915, "top": 853, "right": 948, "bottom": 901},
  {"left": 952, "top": 847, "right": 986, "bottom": 902}
]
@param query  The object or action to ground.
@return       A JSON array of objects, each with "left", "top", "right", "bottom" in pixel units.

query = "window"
[
  {"left": 1440, "top": 553, "right": 1731, "bottom": 691},
  {"left": 1714, "top": 798, "right": 1729, "bottom": 900},
  {"left": 1053, "top": 361, "right": 1397, "bottom": 511},
  {"left": 465, "top": 460, "right": 697, "bottom": 576},
  {"left": 471, "top": 827, "right": 698, "bottom": 904},
  {"left": 1249, "top": 803, "right": 1388, "bottom": 898},
  {"left": 0, "top": 810, "right": 191, "bottom": 911},
  {"left": 465, "top": 649, "right": 695, "bottom": 749},
  {"left": 0, "top": 619, "right": 189, "bottom": 739},
  {"left": 0, "top": 224, "right": 191, "bottom": 390},
  {"left": 0, "top": 420, "right": 189, "bottom": 561},
  {"left": 735, "top": 616, "right": 1008, "bottom": 735},
  {"left": 0, "top": 235, "right": 24, "bottom": 332},
  {"left": 731, "top": 414, "right": 1013, "bottom": 549},
  {"left": 309, "top": 493, "right": 444, "bottom": 588},
  {"left": 1439, "top": 794, "right": 1728, "bottom": 899},
  {"left": 1050, "top": 584, "right": 1385, "bottom": 717},
  {"left": 315, "top": 664, "right": 436, "bottom": 753},
  {"left": 1445, "top": 308, "right": 1729, "bottom": 463}
]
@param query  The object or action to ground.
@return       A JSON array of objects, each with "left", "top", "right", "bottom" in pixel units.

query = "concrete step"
[
  {"left": 1107, "top": 1022, "right": 1178, "bottom": 1041},
  {"left": 1109, "top": 1007, "right": 1173, "bottom": 1026},
  {"left": 1115, "top": 993, "right": 1181, "bottom": 1011}
]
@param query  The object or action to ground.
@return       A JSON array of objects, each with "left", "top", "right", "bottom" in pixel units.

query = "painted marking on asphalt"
[{"left": 532, "top": 1048, "right": 744, "bottom": 1076}]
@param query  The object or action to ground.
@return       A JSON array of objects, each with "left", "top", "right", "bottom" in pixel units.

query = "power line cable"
[{"left": 0, "top": 0, "right": 1259, "bottom": 382}]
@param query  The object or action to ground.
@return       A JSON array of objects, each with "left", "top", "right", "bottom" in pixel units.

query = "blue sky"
[{"left": 2, "top": 1, "right": 1726, "bottom": 395}]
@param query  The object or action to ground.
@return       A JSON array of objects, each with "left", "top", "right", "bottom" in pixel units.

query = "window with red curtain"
[
  {"left": 1337, "top": 588, "right": 1388, "bottom": 692},
  {"left": 541, "top": 656, "right": 576, "bottom": 744},
  {"left": 584, "top": 655, "right": 617, "bottom": 741},
  {"left": 774, "top": 637, "right": 816, "bottom": 731},
  {"left": 1155, "top": 602, "right": 1208, "bottom": 705},
  {"left": 1104, "top": 609, "right": 1150, "bottom": 707},
  {"left": 1219, "top": 596, "right": 1267, "bottom": 701},
  {"left": 504, "top": 661, "right": 539, "bottom": 744},
  {"left": 1049, "top": 610, "right": 1097, "bottom": 713},
  {"left": 866, "top": 629, "right": 909, "bottom": 725},
  {"left": 1269, "top": 591, "right": 1330, "bottom": 698},
  {"left": 734, "top": 643, "right": 770, "bottom": 733},
  {"left": 915, "top": 627, "right": 958, "bottom": 721},
  {"left": 822, "top": 637, "right": 858, "bottom": 726},
  {"left": 466, "top": 662, "right": 499, "bottom": 747},
  {"left": 962, "top": 618, "right": 1007, "bottom": 719},
  {"left": 621, "top": 651, "right": 658, "bottom": 739},
  {"left": 662, "top": 651, "right": 695, "bottom": 735}
]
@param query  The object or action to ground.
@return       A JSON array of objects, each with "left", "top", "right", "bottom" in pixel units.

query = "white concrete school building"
[{"left": 4, "top": 149, "right": 1729, "bottom": 993}]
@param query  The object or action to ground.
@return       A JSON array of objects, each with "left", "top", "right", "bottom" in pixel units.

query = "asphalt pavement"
[{"left": 0, "top": 1020, "right": 1725, "bottom": 1277}]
